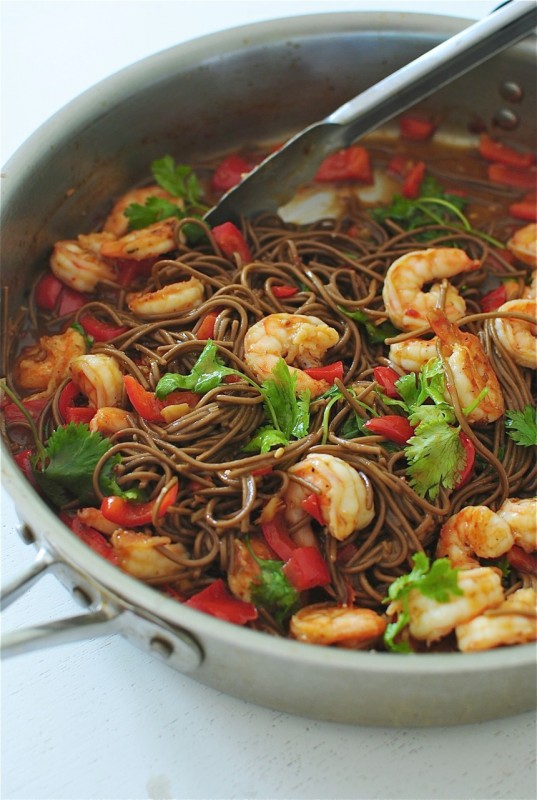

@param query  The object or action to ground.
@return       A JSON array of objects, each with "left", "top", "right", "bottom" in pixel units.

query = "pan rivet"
[
  {"left": 500, "top": 81, "right": 523, "bottom": 102},
  {"left": 493, "top": 109, "right": 519, "bottom": 130},
  {"left": 18, "top": 524, "right": 36, "bottom": 545},
  {"left": 150, "top": 636, "right": 174, "bottom": 659}
]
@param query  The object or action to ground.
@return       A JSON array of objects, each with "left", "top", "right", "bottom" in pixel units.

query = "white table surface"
[{"left": 1, "top": 2, "right": 536, "bottom": 799}]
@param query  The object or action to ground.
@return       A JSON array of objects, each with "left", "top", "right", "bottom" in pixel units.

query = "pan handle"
[{"left": 1, "top": 548, "right": 121, "bottom": 657}]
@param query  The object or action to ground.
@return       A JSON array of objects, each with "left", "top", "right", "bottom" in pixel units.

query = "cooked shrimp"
[
  {"left": 456, "top": 587, "right": 537, "bottom": 652},
  {"left": 290, "top": 603, "right": 386, "bottom": 648},
  {"left": 100, "top": 218, "right": 178, "bottom": 261},
  {"left": 284, "top": 453, "right": 374, "bottom": 544},
  {"left": 430, "top": 309, "right": 504, "bottom": 423},
  {"left": 50, "top": 234, "right": 117, "bottom": 293},
  {"left": 89, "top": 407, "right": 133, "bottom": 436},
  {"left": 243, "top": 313, "right": 339, "bottom": 397},
  {"left": 111, "top": 530, "right": 186, "bottom": 580},
  {"left": 436, "top": 505, "right": 514, "bottom": 569},
  {"left": 507, "top": 222, "right": 537, "bottom": 268},
  {"left": 228, "top": 537, "right": 274, "bottom": 603},
  {"left": 14, "top": 328, "right": 86, "bottom": 394},
  {"left": 493, "top": 297, "right": 537, "bottom": 369},
  {"left": 69, "top": 354, "right": 125, "bottom": 409},
  {"left": 497, "top": 497, "right": 537, "bottom": 554},
  {"left": 382, "top": 247, "right": 480, "bottom": 332},
  {"left": 77, "top": 507, "right": 119, "bottom": 536},
  {"left": 103, "top": 185, "right": 183, "bottom": 237},
  {"left": 401, "top": 566, "right": 504, "bottom": 644},
  {"left": 523, "top": 274, "right": 536, "bottom": 300},
  {"left": 127, "top": 276, "right": 204, "bottom": 317},
  {"left": 389, "top": 338, "right": 437, "bottom": 373}
]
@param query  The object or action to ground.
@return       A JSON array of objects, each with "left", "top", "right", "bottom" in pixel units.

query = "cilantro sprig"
[
  {"left": 371, "top": 175, "right": 503, "bottom": 248},
  {"left": 337, "top": 305, "right": 399, "bottom": 344},
  {"left": 156, "top": 340, "right": 239, "bottom": 397},
  {"left": 383, "top": 552, "right": 462, "bottom": 652},
  {"left": 505, "top": 405, "right": 537, "bottom": 447},
  {"left": 247, "top": 542, "right": 300, "bottom": 628}
]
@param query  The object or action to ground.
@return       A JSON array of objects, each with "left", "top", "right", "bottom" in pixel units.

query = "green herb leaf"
[
  {"left": 338, "top": 306, "right": 399, "bottom": 344},
  {"left": 405, "top": 418, "right": 463, "bottom": 500},
  {"left": 70, "top": 322, "right": 93, "bottom": 350},
  {"left": 383, "top": 553, "right": 462, "bottom": 652},
  {"left": 99, "top": 457, "right": 147, "bottom": 502},
  {"left": 151, "top": 156, "right": 203, "bottom": 205},
  {"left": 505, "top": 405, "right": 537, "bottom": 447},
  {"left": 242, "top": 426, "right": 289, "bottom": 454},
  {"left": 124, "top": 197, "right": 185, "bottom": 230},
  {"left": 155, "top": 341, "right": 239, "bottom": 398},
  {"left": 248, "top": 547, "right": 300, "bottom": 628},
  {"left": 32, "top": 423, "right": 112, "bottom": 506}
]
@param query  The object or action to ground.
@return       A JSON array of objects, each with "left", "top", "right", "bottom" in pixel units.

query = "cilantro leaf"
[
  {"left": 248, "top": 547, "right": 300, "bottom": 628},
  {"left": 33, "top": 423, "right": 112, "bottom": 506},
  {"left": 383, "top": 553, "right": 462, "bottom": 652},
  {"left": 405, "top": 419, "right": 463, "bottom": 500},
  {"left": 338, "top": 305, "right": 398, "bottom": 344},
  {"left": 151, "top": 156, "right": 203, "bottom": 205},
  {"left": 99, "top": 457, "right": 147, "bottom": 502},
  {"left": 155, "top": 341, "right": 239, "bottom": 398},
  {"left": 124, "top": 197, "right": 185, "bottom": 230},
  {"left": 505, "top": 405, "right": 537, "bottom": 447},
  {"left": 243, "top": 426, "right": 289, "bottom": 454}
]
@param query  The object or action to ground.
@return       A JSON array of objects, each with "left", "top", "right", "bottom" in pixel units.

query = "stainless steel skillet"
[{"left": 1, "top": 11, "right": 536, "bottom": 727}]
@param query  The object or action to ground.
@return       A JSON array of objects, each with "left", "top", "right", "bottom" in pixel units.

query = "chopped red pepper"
[
  {"left": 315, "top": 146, "right": 373, "bottom": 184},
  {"left": 185, "top": 579, "right": 258, "bottom": 624},
  {"left": 487, "top": 163, "right": 537, "bottom": 190},
  {"left": 303, "top": 361, "right": 344, "bottom": 384},
  {"left": 282, "top": 546, "right": 331, "bottom": 591},
  {"left": 100, "top": 482, "right": 178, "bottom": 527},
  {"left": 387, "top": 154, "right": 408, "bottom": 176},
  {"left": 301, "top": 492, "right": 324, "bottom": 526},
  {"left": 454, "top": 432, "right": 476, "bottom": 490},
  {"left": 364, "top": 415, "right": 414, "bottom": 445},
  {"left": 211, "top": 154, "right": 253, "bottom": 193},
  {"left": 13, "top": 448, "right": 37, "bottom": 487},
  {"left": 58, "top": 381, "right": 95, "bottom": 424},
  {"left": 61, "top": 513, "right": 118, "bottom": 564},
  {"left": 478, "top": 134, "right": 535, "bottom": 169},
  {"left": 261, "top": 503, "right": 296, "bottom": 562},
  {"left": 399, "top": 115, "right": 436, "bottom": 141},
  {"left": 271, "top": 284, "right": 299, "bottom": 299},
  {"left": 35, "top": 273, "right": 63, "bottom": 310},
  {"left": 80, "top": 313, "right": 128, "bottom": 342},
  {"left": 212, "top": 222, "right": 252, "bottom": 263},
  {"left": 2, "top": 395, "right": 49, "bottom": 424},
  {"left": 509, "top": 193, "right": 537, "bottom": 222},
  {"left": 195, "top": 310, "right": 220, "bottom": 340},
  {"left": 124, "top": 375, "right": 164, "bottom": 422},
  {"left": 402, "top": 161, "right": 426, "bottom": 199},
  {"left": 507, "top": 546, "right": 537, "bottom": 577},
  {"left": 114, "top": 258, "right": 157, "bottom": 287},
  {"left": 478, "top": 285, "right": 508, "bottom": 313},
  {"left": 373, "top": 366, "right": 401, "bottom": 399}
]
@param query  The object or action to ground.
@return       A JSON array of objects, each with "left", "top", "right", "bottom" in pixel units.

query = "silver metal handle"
[{"left": 327, "top": 1, "right": 537, "bottom": 142}]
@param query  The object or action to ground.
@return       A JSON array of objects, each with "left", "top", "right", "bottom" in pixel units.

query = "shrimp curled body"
[
  {"left": 285, "top": 453, "right": 374, "bottom": 544},
  {"left": 243, "top": 313, "right": 339, "bottom": 397},
  {"left": 507, "top": 223, "right": 537, "bottom": 269},
  {"left": 127, "top": 277, "right": 205, "bottom": 318},
  {"left": 455, "top": 587, "right": 537, "bottom": 652},
  {"left": 382, "top": 247, "right": 479, "bottom": 332},
  {"left": 290, "top": 603, "right": 386, "bottom": 648},
  {"left": 493, "top": 298, "right": 537, "bottom": 369}
]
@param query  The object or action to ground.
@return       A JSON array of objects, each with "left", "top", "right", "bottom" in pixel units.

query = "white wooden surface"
[{"left": 2, "top": 3, "right": 536, "bottom": 799}]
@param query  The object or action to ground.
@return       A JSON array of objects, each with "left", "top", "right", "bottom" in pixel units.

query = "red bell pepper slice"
[
  {"left": 61, "top": 513, "right": 118, "bottom": 564},
  {"left": 315, "top": 146, "right": 373, "bottom": 184},
  {"left": 124, "top": 375, "right": 164, "bottom": 422},
  {"left": 114, "top": 258, "right": 157, "bottom": 287},
  {"left": 195, "top": 310, "right": 220, "bottom": 340},
  {"left": 373, "top": 366, "right": 401, "bottom": 399},
  {"left": 487, "top": 163, "right": 537, "bottom": 190},
  {"left": 301, "top": 492, "right": 324, "bottom": 525},
  {"left": 364, "top": 415, "right": 414, "bottom": 445},
  {"left": 399, "top": 115, "right": 436, "bottom": 141},
  {"left": 271, "top": 284, "right": 299, "bottom": 299},
  {"left": 211, "top": 154, "right": 253, "bottom": 192},
  {"left": 454, "top": 432, "right": 476, "bottom": 490},
  {"left": 509, "top": 193, "right": 537, "bottom": 222},
  {"left": 387, "top": 154, "right": 408, "bottom": 176},
  {"left": 507, "top": 546, "right": 537, "bottom": 577},
  {"left": 13, "top": 448, "right": 37, "bottom": 486},
  {"left": 402, "top": 161, "right": 426, "bottom": 199},
  {"left": 212, "top": 222, "right": 252, "bottom": 263},
  {"left": 80, "top": 313, "right": 128, "bottom": 342},
  {"left": 35, "top": 273, "right": 63, "bottom": 310},
  {"left": 185, "top": 579, "right": 258, "bottom": 624},
  {"left": 2, "top": 395, "right": 49, "bottom": 424},
  {"left": 303, "top": 361, "right": 344, "bottom": 384},
  {"left": 282, "top": 546, "right": 331, "bottom": 591},
  {"left": 261, "top": 506, "right": 296, "bottom": 562},
  {"left": 100, "top": 482, "right": 178, "bottom": 527},
  {"left": 479, "top": 285, "right": 508, "bottom": 313},
  {"left": 478, "top": 134, "right": 535, "bottom": 168},
  {"left": 58, "top": 381, "right": 96, "bottom": 425}
]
